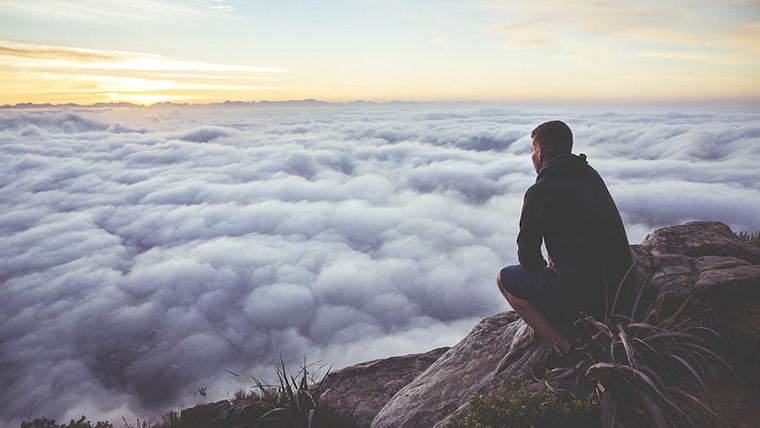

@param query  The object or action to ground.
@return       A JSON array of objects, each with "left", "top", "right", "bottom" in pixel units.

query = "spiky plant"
[
  {"left": 221, "top": 357, "right": 330, "bottom": 428},
  {"left": 580, "top": 298, "right": 727, "bottom": 426},
  {"left": 545, "top": 266, "right": 733, "bottom": 428}
]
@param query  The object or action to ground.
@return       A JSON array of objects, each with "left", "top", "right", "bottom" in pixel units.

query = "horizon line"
[{"left": 4, "top": 97, "right": 760, "bottom": 109}]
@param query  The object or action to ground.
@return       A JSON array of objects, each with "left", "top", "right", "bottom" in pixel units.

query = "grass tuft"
[
  {"left": 221, "top": 356, "right": 334, "bottom": 428},
  {"left": 736, "top": 230, "right": 760, "bottom": 246}
]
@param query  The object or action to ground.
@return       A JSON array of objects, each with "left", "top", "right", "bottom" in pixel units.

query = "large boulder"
[
  {"left": 318, "top": 347, "right": 449, "bottom": 427},
  {"left": 370, "top": 313, "right": 551, "bottom": 428},
  {"left": 639, "top": 221, "right": 760, "bottom": 264},
  {"left": 634, "top": 221, "right": 760, "bottom": 306}
]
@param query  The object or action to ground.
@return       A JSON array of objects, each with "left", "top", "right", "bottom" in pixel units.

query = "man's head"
[{"left": 530, "top": 120, "right": 573, "bottom": 173}]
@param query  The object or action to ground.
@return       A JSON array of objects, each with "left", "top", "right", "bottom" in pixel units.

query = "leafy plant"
[
  {"left": 456, "top": 378, "right": 598, "bottom": 428},
  {"left": 544, "top": 267, "right": 733, "bottom": 428},
  {"left": 221, "top": 357, "right": 331, "bottom": 428}
]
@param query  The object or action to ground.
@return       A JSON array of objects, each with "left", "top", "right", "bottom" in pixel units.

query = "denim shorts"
[{"left": 499, "top": 264, "right": 573, "bottom": 322}]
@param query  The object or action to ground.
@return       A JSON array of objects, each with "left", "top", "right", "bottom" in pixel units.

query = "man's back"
[{"left": 517, "top": 153, "right": 633, "bottom": 319}]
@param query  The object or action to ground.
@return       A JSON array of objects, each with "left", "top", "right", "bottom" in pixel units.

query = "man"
[{"left": 497, "top": 120, "right": 633, "bottom": 360}]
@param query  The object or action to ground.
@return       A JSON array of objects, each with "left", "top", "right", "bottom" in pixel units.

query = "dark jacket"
[{"left": 517, "top": 153, "right": 633, "bottom": 319}]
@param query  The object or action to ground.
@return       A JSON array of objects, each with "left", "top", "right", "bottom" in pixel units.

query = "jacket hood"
[{"left": 537, "top": 153, "right": 589, "bottom": 179}]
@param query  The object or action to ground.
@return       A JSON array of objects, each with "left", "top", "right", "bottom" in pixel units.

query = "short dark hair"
[{"left": 531, "top": 120, "right": 573, "bottom": 157}]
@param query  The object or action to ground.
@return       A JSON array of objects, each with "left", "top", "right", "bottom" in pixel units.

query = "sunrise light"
[{"left": 1, "top": 1, "right": 758, "bottom": 105}]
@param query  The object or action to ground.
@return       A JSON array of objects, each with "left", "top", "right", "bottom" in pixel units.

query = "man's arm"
[{"left": 517, "top": 183, "right": 546, "bottom": 268}]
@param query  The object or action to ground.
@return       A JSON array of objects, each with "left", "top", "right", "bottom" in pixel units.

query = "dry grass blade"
[
  {"left": 616, "top": 324, "right": 637, "bottom": 370},
  {"left": 628, "top": 264, "right": 652, "bottom": 320},
  {"left": 631, "top": 337, "right": 659, "bottom": 357},
  {"left": 666, "top": 354, "right": 712, "bottom": 404},
  {"left": 596, "top": 383, "right": 615, "bottom": 428},
  {"left": 670, "top": 387, "right": 717, "bottom": 417},
  {"left": 660, "top": 294, "right": 693, "bottom": 330},
  {"left": 628, "top": 387, "right": 668, "bottom": 428},
  {"left": 608, "top": 260, "right": 638, "bottom": 321},
  {"left": 587, "top": 361, "right": 667, "bottom": 401}
]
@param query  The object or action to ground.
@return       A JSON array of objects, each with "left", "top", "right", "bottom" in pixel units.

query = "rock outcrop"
[
  {"left": 316, "top": 221, "right": 760, "bottom": 428},
  {"left": 317, "top": 347, "right": 449, "bottom": 428},
  {"left": 370, "top": 313, "right": 550, "bottom": 428}
]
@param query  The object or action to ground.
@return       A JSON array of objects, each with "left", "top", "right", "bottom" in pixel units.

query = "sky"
[
  {"left": 1, "top": 101, "right": 759, "bottom": 425},
  {"left": 1, "top": 0, "right": 760, "bottom": 425},
  {"left": 1, "top": 0, "right": 759, "bottom": 105}
]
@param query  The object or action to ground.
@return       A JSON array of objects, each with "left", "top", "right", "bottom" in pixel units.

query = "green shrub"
[
  {"left": 737, "top": 230, "right": 760, "bottom": 246},
  {"left": 21, "top": 416, "right": 113, "bottom": 428},
  {"left": 21, "top": 411, "right": 181, "bottom": 428},
  {"left": 456, "top": 378, "right": 598, "bottom": 428}
]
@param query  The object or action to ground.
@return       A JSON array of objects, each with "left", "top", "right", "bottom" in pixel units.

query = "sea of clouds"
[{"left": 1, "top": 101, "right": 759, "bottom": 424}]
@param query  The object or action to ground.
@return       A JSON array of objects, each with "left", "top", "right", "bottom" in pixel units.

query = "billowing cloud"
[
  {"left": 0, "top": 41, "right": 286, "bottom": 74},
  {"left": 0, "top": 41, "right": 289, "bottom": 105},
  {"left": 480, "top": 0, "right": 753, "bottom": 46},
  {"left": 0, "top": 101, "right": 758, "bottom": 425},
  {"left": 2, "top": 0, "right": 207, "bottom": 25}
]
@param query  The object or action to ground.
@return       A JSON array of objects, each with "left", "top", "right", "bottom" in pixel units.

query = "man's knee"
[
  {"left": 497, "top": 271, "right": 512, "bottom": 296},
  {"left": 497, "top": 272, "right": 516, "bottom": 301}
]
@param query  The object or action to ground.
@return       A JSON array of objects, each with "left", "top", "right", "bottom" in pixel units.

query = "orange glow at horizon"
[
  {"left": 2, "top": 5, "right": 760, "bottom": 109},
  {"left": 98, "top": 92, "right": 188, "bottom": 106}
]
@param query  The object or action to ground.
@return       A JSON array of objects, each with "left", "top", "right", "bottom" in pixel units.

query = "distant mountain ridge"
[{"left": 1, "top": 99, "right": 486, "bottom": 109}]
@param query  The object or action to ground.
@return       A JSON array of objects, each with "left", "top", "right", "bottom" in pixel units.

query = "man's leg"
[{"left": 497, "top": 272, "right": 570, "bottom": 356}]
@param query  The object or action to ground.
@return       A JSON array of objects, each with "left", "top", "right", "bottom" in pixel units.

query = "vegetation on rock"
[
  {"left": 20, "top": 414, "right": 181, "bottom": 428},
  {"left": 20, "top": 414, "right": 183, "bottom": 428},
  {"left": 737, "top": 230, "right": 760, "bottom": 246},
  {"left": 459, "top": 259, "right": 734, "bottom": 428},
  {"left": 212, "top": 357, "right": 341, "bottom": 428},
  {"left": 455, "top": 378, "right": 598, "bottom": 428},
  {"left": 21, "top": 417, "right": 113, "bottom": 428},
  {"left": 572, "top": 295, "right": 729, "bottom": 427}
]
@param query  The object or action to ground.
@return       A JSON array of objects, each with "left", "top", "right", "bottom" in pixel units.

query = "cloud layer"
[{"left": 1, "top": 101, "right": 759, "bottom": 424}]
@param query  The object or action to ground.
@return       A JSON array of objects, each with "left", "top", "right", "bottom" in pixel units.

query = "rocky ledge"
[{"left": 317, "top": 221, "right": 760, "bottom": 428}]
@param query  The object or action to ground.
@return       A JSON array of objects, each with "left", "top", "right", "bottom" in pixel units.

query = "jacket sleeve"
[{"left": 517, "top": 182, "right": 545, "bottom": 268}]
